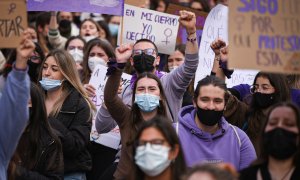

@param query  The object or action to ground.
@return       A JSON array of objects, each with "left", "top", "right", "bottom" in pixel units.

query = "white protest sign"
[
  {"left": 89, "top": 64, "right": 132, "bottom": 149},
  {"left": 195, "top": 4, "right": 258, "bottom": 88},
  {"left": 119, "top": 4, "right": 179, "bottom": 55}
]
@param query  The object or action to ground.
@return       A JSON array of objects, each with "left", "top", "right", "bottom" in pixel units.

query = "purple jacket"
[{"left": 177, "top": 105, "right": 256, "bottom": 170}]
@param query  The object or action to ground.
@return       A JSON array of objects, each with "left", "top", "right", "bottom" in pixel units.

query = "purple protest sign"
[{"left": 27, "top": 0, "right": 124, "bottom": 16}]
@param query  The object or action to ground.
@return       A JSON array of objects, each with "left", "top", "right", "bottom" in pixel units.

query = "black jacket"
[
  {"left": 15, "top": 128, "right": 64, "bottom": 179},
  {"left": 49, "top": 88, "right": 92, "bottom": 173}
]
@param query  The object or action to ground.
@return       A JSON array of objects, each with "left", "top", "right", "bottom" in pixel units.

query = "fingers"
[
  {"left": 179, "top": 10, "right": 195, "bottom": 21},
  {"left": 84, "top": 84, "right": 96, "bottom": 97},
  {"left": 211, "top": 38, "right": 226, "bottom": 50}
]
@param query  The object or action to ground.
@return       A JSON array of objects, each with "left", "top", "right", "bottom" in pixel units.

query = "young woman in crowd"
[
  {"left": 210, "top": 39, "right": 290, "bottom": 155},
  {"left": 0, "top": 42, "right": 45, "bottom": 85},
  {"left": 81, "top": 38, "right": 116, "bottom": 96},
  {"left": 240, "top": 102, "right": 300, "bottom": 179},
  {"left": 38, "top": 49, "right": 95, "bottom": 179},
  {"left": 104, "top": 65, "right": 169, "bottom": 179},
  {"left": 130, "top": 115, "right": 186, "bottom": 180},
  {"left": 64, "top": 36, "right": 86, "bottom": 73},
  {"left": 8, "top": 83, "right": 63, "bottom": 179}
]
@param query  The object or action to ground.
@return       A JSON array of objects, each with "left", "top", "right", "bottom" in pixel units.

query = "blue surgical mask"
[
  {"left": 134, "top": 93, "right": 160, "bottom": 112},
  {"left": 108, "top": 23, "right": 119, "bottom": 36},
  {"left": 135, "top": 143, "right": 171, "bottom": 177},
  {"left": 39, "top": 78, "right": 62, "bottom": 91}
]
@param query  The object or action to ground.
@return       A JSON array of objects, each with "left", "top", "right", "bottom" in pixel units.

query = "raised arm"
[
  {"left": 0, "top": 30, "right": 34, "bottom": 169},
  {"left": 48, "top": 11, "right": 67, "bottom": 50},
  {"left": 164, "top": 11, "right": 199, "bottom": 97}
]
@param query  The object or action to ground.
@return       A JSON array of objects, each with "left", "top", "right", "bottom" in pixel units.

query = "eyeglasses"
[
  {"left": 136, "top": 139, "right": 166, "bottom": 150},
  {"left": 250, "top": 84, "right": 275, "bottom": 94},
  {"left": 132, "top": 48, "right": 157, "bottom": 57}
]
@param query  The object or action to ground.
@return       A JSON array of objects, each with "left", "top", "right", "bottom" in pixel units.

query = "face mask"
[
  {"left": 135, "top": 143, "right": 171, "bottom": 177},
  {"left": 133, "top": 53, "right": 155, "bottom": 74},
  {"left": 83, "top": 35, "right": 97, "bottom": 42},
  {"left": 196, "top": 106, "right": 223, "bottom": 126},
  {"left": 253, "top": 92, "right": 275, "bottom": 109},
  {"left": 69, "top": 48, "right": 84, "bottom": 63},
  {"left": 108, "top": 23, "right": 119, "bottom": 36},
  {"left": 39, "top": 77, "right": 62, "bottom": 91},
  {"left": 168, "top": 66, "right": 178, "bottom": 72},
  {"left": 263, "top": 128, "right": 298, "bottom": 160},
  {"left": 134, "top": 93, "right": 160, "bottom": 112},
  {"left": 88, "top": 56, "right": 106, "bottom": 72}
]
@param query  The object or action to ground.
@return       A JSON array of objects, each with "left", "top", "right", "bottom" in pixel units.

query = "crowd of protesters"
[{"left": 1, "top": 0, "right": 299, "bottom": 180}]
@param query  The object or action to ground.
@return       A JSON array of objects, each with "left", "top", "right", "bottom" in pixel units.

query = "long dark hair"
[
  {"left": 81, "top": 38, "right": 115, "bottom": 84},
  {"left": 246, "top": 72, "right": 290, "bottom": 145},
  {"left": 131, "top": 115, "right": 186, "bottom": 180},
  {"left": 127, "top": 73, "right": 167, "bottom": 146},
  {"left": 8, "top": 83, "right": 62, "bottom": 178},
  {"left": 253, "top": 102, "right": 300, "bottom": 166},
  {"left": 64, "top": 36, "right": 86, "bottom": 50}
]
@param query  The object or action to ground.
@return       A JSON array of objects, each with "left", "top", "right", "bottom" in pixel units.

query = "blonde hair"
[{"left": 39, "top": 49, "right": 96, "bottom": 119}]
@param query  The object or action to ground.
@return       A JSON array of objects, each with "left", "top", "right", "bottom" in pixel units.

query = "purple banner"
[{"left": 27, "top": 0, "right": 124, "bottom": 16}]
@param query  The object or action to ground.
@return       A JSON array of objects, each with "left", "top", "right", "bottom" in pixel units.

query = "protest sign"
[
  {"left": 89, "top": 64, "right": 131, "bottom": 149},
  {"left": 195, "top": 4, "right": 258, "bottom": 88},
  {"left": 119, "top": 4, "right": 179, "bottom": 55},
  {"left": 229, "top": 0, "right": 300, "bottom": 74},
  {"left": 0, "top": 0, "right": 27, "bottom": 48},
  {"left": 27, "top": 0, "right": 124, "bottom": 16},
  {"left": 166, "top": 3, "right": 207, "bottom": 45}
]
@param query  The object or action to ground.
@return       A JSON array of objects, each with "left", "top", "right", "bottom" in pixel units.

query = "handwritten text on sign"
[
  {"left": 0, "top": 0, "right": 27, "bottom": 48},
  {"left": 229, "top": 0, "right": 300, "bottom": 74},
  {"left": 195, "top": 4, "right": 258, "bottom": 88},
  {"left": 120, "top": 4, "right": 179, "bottom": 55},
  {"left": 89, "top": 64, "right": 132, "bottom": 111}
]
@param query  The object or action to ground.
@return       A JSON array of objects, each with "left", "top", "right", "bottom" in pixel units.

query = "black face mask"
[
  {"left": 196, "top": 106, "right": 223, "bottom": 126},
  {"left": 263, "top": 128, "right": 298, "bottom": 160},
  {"left": 133, "top": 53, "right": 155, "bottom": 74},
  {"left": 253, "top": 92, "right": 275, "bottom": 109}
]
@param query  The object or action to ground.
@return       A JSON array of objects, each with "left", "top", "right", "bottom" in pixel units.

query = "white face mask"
[
  {"left": 168, "top": 66, "right": 179, "bottom": 72},
  {"left": 88, "top": 56, "right": 106, "bottom": 72},
  {"left": 135, "top": 143, "right": 171, "bottom": 177},
  {"left": 83, "top": 35, "right": 97, "bottom": 42},
  {"left": 69, "top": 48, "right": 84, "bottom": 63}
]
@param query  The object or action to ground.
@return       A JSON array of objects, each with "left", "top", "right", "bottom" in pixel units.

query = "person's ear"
[
  {"left": 130, "top": 57, "right": 134, "bottom": 66},
  {"left": 168, "top": 144, "right": 179, "bottom": 161},
  {"left": 155, "top": 55, "right": 160, "bottom": 66},
  {"left": 37, "top": 25, "right": 44, "bottom": 33},
  {"left": 192, "top": 98, "right": 197, "bottom": 108}
]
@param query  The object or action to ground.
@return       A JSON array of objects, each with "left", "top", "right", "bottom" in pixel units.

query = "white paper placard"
[
  {"left": 118, "top": 4, "right": 180, "bottom": 55},
  {"left": 195, "top": 4, "right": 258, "bottom": 88},
  {"left": 89, "top": 65, "right": 131, "bottom": 149}
]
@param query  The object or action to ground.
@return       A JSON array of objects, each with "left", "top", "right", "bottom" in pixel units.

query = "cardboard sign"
[
  {"left": 195, "top": 4, "right": 258, "bottom": 88},
  {"left": 27, "top": 0, "right": 124, "bottom": 16},
  {"left": 166, "top": 3, "right": 208, "bottom": 45},
  {"left": 0, "top": 0, "right": 27, "bottom": 48},
  {"left": 119, "top": 4, "right": 180, "bottom": 55},
  {"left": 228, "top": 0, "right": 300, "bottom": 74},
  {"left": 89, "top": 64, "right": 131, "bottom": 149}
]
